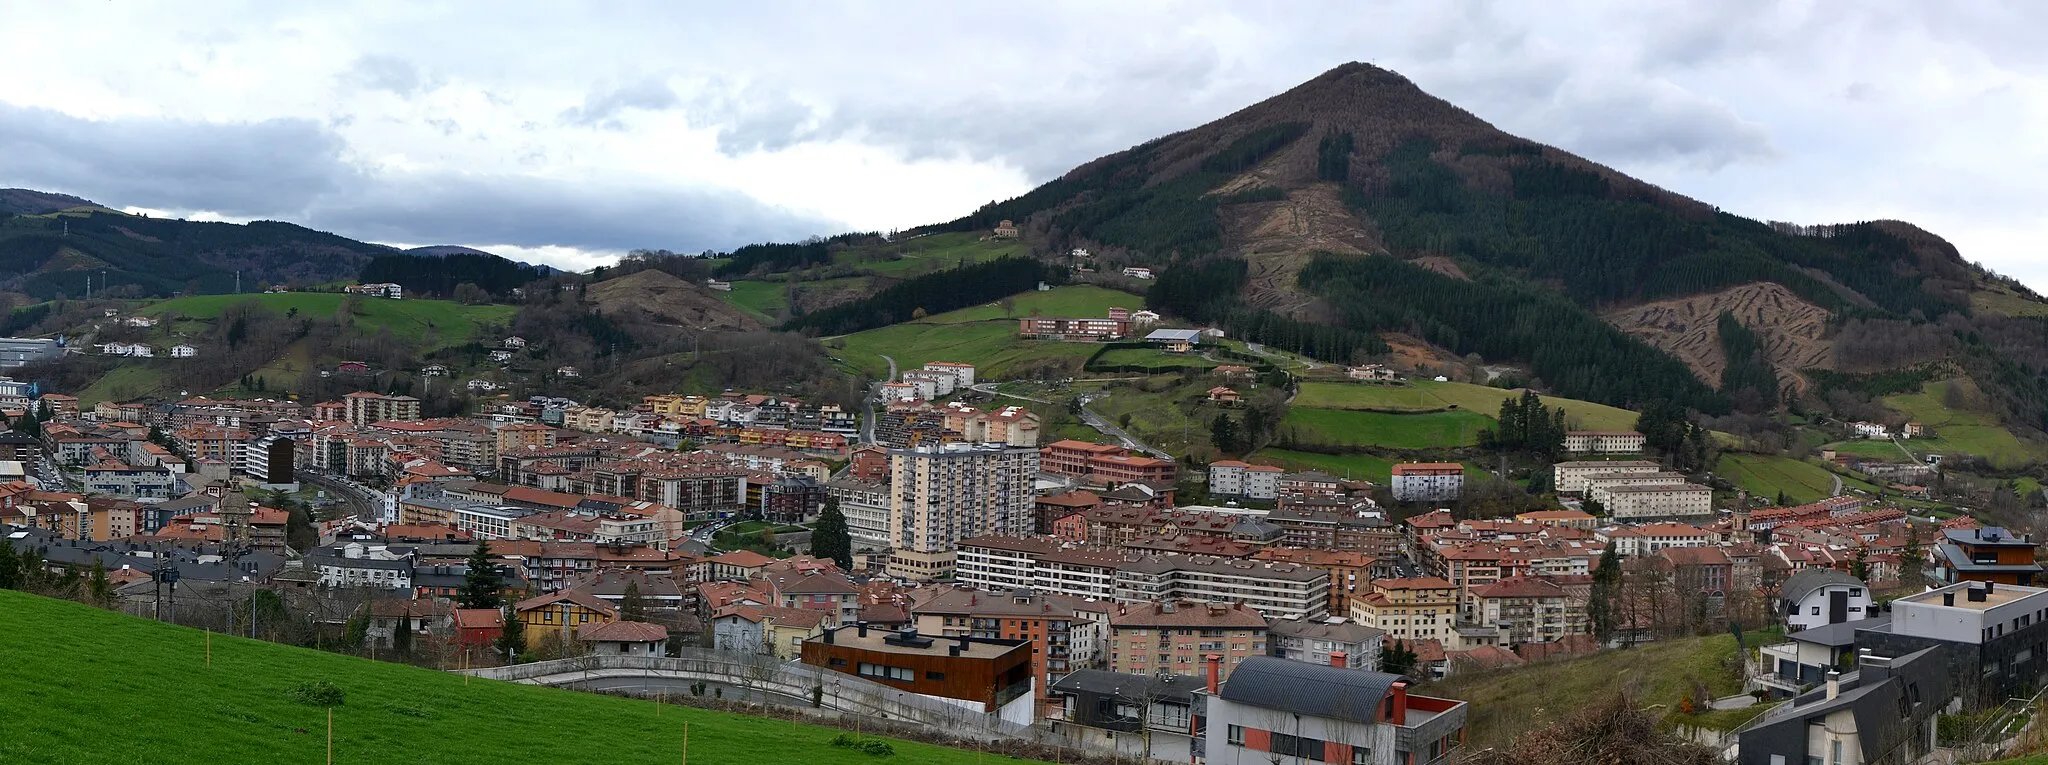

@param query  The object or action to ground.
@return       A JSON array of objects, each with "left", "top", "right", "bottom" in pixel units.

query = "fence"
[{"left": 463, "top": 647, "right": 1039, "bottom": 743}]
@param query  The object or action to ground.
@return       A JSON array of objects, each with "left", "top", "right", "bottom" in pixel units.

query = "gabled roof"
[
  {"left": 578, "top": 620, "right": 668, "bottom": 643},
  {"left": 514, "top": 588, "right": 619, "bottom": 616}
]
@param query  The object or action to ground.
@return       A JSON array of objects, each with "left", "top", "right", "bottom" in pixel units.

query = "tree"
[
  {"left": 344, "top": 611, "right": 370, "bottom": 651},
  {"left": 1210, "top": 413, "right": 1240, "bottom": 454},
  {"left": 811, "top": 496, "right": 854, "bottom": 570},
  {"left": 495, "top": 607, "right": 526, "bottom": 661},
  {"left": 1379, "top": 639, "right": 1418, "bottom": 675},
  {"left": 392, "top": 612, "right": 413, "bottom": 655},
  {"left": 458, "top": 540, "right": 502, "bottom": 609},
  {"left": 1901, "top": 523, "right": 1924, "bottom": 582},
  {"left": 0, "top": 541, "right": 18, "bottom": 590},
  {"left": 1851, "top": 545, "right": 1870, "bottom": 581},
  {"left": 1588, "top": 542, "right": 1622, "bottom": 647},
  {"left": 621, "top": 581, "right": 648, "bottom": 623},
  {"left": 88, "top": 559, "right": 113, "bottom": 607}
]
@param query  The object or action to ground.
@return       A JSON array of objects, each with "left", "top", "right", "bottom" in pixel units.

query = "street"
[
  {"left": 1075, "top": 392, "right": 1172, "bottom": 460},
  {"left": 298, "top": 470, "right": 390, "bottom": 524}
]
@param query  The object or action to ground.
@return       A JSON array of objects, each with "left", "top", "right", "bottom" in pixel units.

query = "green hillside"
[
  {"left": 142, "top": 293, "right": 514, "bottom": 349},
  {"left": 840, "top": 231, "right": 1027, "bottom": 276},
  {"left": 0, "top": 591, "right": 1042, "bottom": 765},
  {"left": 1717, "top": 453, "right": 1878, "bottom": 505},
  {"left": 1293, "top": 380, "right": 1640, "bottom": 431},
  {"left": 828, "top": 285, "right": 1140, "bottom": 379},
  {"left": 1280, "top": 408, "right": 1494, "bottom": 449},
  {"left": 1882, "top": 380, "right": 2048, "bottom": 468}
]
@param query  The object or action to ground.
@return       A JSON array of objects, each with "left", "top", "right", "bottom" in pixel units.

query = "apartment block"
[
  {"left": 886, "top": 443, "right": 1038, "bottom": 580},
  {"left": 1552, "top": 459, "right": 1661, "bottom": 494},
  {"left": 1109, "top": 600, "right": 1268, "bottom": 680},
  {"left": 342, "top": 391, "right": 421, "bottom": 427},
  {"left": 1563, "top": 430, "right": 1646, "bottom": 454},
  {"left": 1390, "top": 463, "right": 1463, "bottom": 502},
  {"left": 1350, "top": 577, "right": 1460, "bottom": 643},
  {"left": 1115, "top": 554, "right": 1330, "bottom": 621}
]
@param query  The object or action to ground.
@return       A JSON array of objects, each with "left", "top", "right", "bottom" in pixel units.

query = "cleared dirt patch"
[
  {"left": 1604, "top": 282, "right": 1832, "bottom": 395},
  {"left": 583, "top": 269, "right": 764, "bottom": 331}
]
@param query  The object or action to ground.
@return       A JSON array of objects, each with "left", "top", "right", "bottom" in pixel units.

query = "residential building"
[
  {"left": 307, "top": 542, "right": 414, "bottom": 589},
  {"left": 923, "top": 361, "right": 976, "bottom": 387},
  {"left": 1593, "top": 482, "right": 1713, "bottom": 520},
  {"left": 1198, "top": 656, "right": 1469, "bottom": 765},
  {"left": 1049, "top": 670, "right": 1201, "bottom": 763},
  {"left": 512, "top": 589, "right": 619, "bottom": 650},
  {"left": 1931, "top": 526, "right": 2042, "bottom": 585},
  {"left": 709, "top": 605, "right": 829, "bottom": 658},
  {"left": 802, "top": 625, "right": 1037, "bottom": 725},
  {"left": 1562, "top": 430, "right": 1646, "bottom": 454},
  {"left": 1108, "top": 600, "right": 1268, "bottom": 680},
  {"left": 1390, "top": 463, "right": 1463, "bottom": 502},
  {"left": 1115, "top": 554, "right": 1330, "bottom": 620},
  {"left": 1250, "top": 548, "right": 1385, "bottom": 615},
  {"left": 80, "top": 463, "right": 176, "bottom": 499},
  {"left": 1733, "top": 646, "right": 1948, "bottom": 765},
  {"left": 1857, "top": 581, "right": 2048, "bottom": 705},
  {"left": 825, "top": 478, "right": 892, "bottom": 549},
  {"left": 1208, "top": 461, "right": 1282, "bottom": 501},
  {"left": 1552, "top": 460, "right": 1662, "bottom": 494},
  {"left": 341, "top": 392, "right": 421, "bottom": 427},
  {"left": 1019, "top": 317, "right": 1131, "bottom": 341},
  {"left": 886, "top": 443, "right": 1037, "bottom": 580},
  {"left": 1467, "top": 577, "right": 1584, "bottom": 645},
  {"left": 912, "top": 587, "right": 1092, "bottom": 716},
  {"left": 0, "top": 338, "right": 64, "bottom": 368},
  {"left": 1267, "top": 617, "right": 1386, "bottom": 672},
  {"left": 1350, "top": 578, "right": 1460, "bottom": 643},
  {"left": 578, "top": 620, "right": 668, "bottom": 656},
  {"left": 1780, "top": 569, "right": 1875, "bottom": 632}
]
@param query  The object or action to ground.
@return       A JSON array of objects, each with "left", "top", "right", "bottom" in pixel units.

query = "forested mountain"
[
  {"left": 0, "top": 205, "right": 393, "bottom": 299},
  {"left": 927, "top": 62, "right": 2048, "bottom": 431}
]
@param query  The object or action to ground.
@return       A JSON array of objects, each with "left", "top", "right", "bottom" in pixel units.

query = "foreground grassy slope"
[
  {"left": 1428, "top": 631, "right": 1778, "bottom": 751},
  {"left": 0, "top": 592, "right": 1041, "bottom": 765}
]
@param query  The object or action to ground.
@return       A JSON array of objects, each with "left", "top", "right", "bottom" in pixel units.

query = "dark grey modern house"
[{"left": 1735, "top": 646, "right": 1950, "bottom": 765}]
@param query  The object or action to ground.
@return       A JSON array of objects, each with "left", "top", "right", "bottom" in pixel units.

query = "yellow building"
[
  {"left": 495, "top": 423, "right": 557, "bottom": 454},
  {"left": 1349, "top": 576, "right": 1460, "bottom": 642},
  {"left": 513, "top": 589, "right": 619, "bottom": 650},
  {"left": 644, "top": 395, "right": 708, "bottom": 418}
]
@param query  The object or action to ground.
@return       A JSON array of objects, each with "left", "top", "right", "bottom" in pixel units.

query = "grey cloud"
[
  {"left": 0, "top": 102, "right": 351, "bottom": 216},
  {"left": 343, "top": 55, "right": 430, "bottom": 97},
  {"left": 561, "top": 77, "right": 682, "bottom": 129}
]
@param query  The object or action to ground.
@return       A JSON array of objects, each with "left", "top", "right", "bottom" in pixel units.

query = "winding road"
[{"left": 1075, "top": 392, "right": 1172, "bottom": 459}]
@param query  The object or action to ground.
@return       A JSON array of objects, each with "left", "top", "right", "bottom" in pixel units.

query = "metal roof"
[{"left": 1218, "top": 656, "right": 1404, "bottom": 723}]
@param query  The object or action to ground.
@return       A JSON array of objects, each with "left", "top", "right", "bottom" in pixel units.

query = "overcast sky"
[{"left": 1, "top": 1, "right": 2042, "bottom": 289}]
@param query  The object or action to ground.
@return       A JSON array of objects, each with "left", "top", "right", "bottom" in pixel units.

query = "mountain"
[
  {"left": 0, "top": 203, "right": 397, "bottom": 298},
  {"left": 933, "top": 62, "right": 2048, "bottom": 431},
  {"left": 404, "top": 244, "right": 499, "bottom": 257}
]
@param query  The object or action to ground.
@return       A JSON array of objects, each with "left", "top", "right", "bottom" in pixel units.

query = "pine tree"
[
  {"left": 1209, "top": 414, "right": 1240, "bottom": 454},
  {"left": 392, "top": 611, "right": 414, "bottom": 655},
  {"left": 495, "top": 607, "right": 525, "bottom": 661},
  {"left": 1901, "top": 524, "right": 1923, "bottom": 582},
  {"left": 1380, "top": 639, "right": 1418, "bottom": 675},
  {"left": 458, "top": 540, "right": 502, "bottom": 609},
  {"left": 88, "top": 559, "right": 113, "bottom": 607},
  {"left": 0, "top": 540, "right": 18, "bottom": 590},
  {"left": 811, "top": 496, "right": 854, "bottom": 570},
  {"left": 1588, "top": 542, "right": 1623, "bottom": 647},
  {"left": 621, "top": 581, "right": 648, "bottom": 623},
  {"left": 1850, "top": 546, "right": 1869, "bottom": 581}
]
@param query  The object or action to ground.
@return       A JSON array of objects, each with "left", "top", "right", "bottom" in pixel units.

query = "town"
[{"left": 1, "top": 344, "right": 2037, "bottom": 765}]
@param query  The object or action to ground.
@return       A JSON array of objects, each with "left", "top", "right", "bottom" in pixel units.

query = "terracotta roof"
[
  {"left": 711, "top": 549, "right": 778, "bottom": 568},
  {"left": 1374, "top": 576, "right": 1456, "bottom": 591},
  {"left": 1111, "top": 600, "right": 1267, "bottom": 629},
  {"left": 453, "top": 608, "right": 504, "bottom": 629},
  {"left": 1470, "top": 577, "right": 1569, "bottom": 599},
  {"left": 514, "top": 588, "right": 619, "bottom": 616}
]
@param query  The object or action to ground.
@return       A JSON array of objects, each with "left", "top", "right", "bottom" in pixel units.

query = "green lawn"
[
  {"left": 1882, "top": 381, "right": 2048, "bottom": 468},
  {"left": 1821, "top": 439, "right": 1913, "bottom": 460},
  {"left": 1093, "top": 347, "right": 1214, "bottom": 369},
  {"left": 140, "top": 293, "right": 513, "bottom": 349},
  {"left": 1716, "top": 453, "right": 1878, "bottom": 505},
  {"left": 1292, "top": 380, "right": 1640, "bottom": 431},
  {"left": 1281, "top": 408, "right": 1495, "bottom": 449},
  {"left": 1429, "top": 630, "right": 1780, "bottom": 751},
  {"left": 843, "top": 232, "right": 1029, "bottom": 276},
  {"left": 1083, "top": 380, "right": 1216, "bottom": 456},
  {"left": 0, "top": 591, "right": 1043, "bottom": 765},
  {"left": 926, "top": 285, "right": 1142, "bottom": 324},
  {"left": 74, "top": 363, "right": 170, "bottom": 407}
]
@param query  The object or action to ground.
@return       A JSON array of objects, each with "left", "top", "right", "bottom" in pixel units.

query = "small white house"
[
  {"left": 169, "top": 344, "right": 197, "bottom": 358},
  {"left": 578, "top": 621, "right": 669, "bottom": 656},
  {"left": 420, "top": 364, "right": 449, "bottom": 377},
  {"left": 1131, "top": 310, "right": 1161, "bottom": 326},
  {"left": 123, "top": 316, "right": 158, "bottom": 328},
  {"left": 467, "top": 379, "right": 499, "bottom": 392},
  {"left": 503, "top": 336, "right": 527, "bottom": 349},
  {"left": 98, "top": 342, "right": 153, "bottom": 358},
  {"left": 705, "top": 279, "right": 733, "bottom": 292},
  {"left": 1121, "top": 267, "right": 1154, "bottom": 279},
  {"left": 1848, "top": 421, "right": 1890, "bottom": 439},
  {"left": 556, "top": 366, "right": 581, "bottom": 378},
  {"left": 489, "top": 350, "right": 513, "bottom": 363}
]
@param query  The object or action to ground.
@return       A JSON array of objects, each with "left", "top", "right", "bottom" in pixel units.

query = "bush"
[
  {"left": 829, "top": 733, "right": 896, "bottom": 757},
  {"left": 285, "top": 680, "right": 345, "bottom": 707}
]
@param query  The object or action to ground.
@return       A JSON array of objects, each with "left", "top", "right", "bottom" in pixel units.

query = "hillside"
[
  {"left": 585, "top": 269, "right": 764, "bottom": 331},
  {"left": 1604, "top": 282, "right": 1834, "bottom": 396},
  {"left": 0, "top": 187, "right": 97, "bottom": 215},
  {"left": 0, "top": 205, "right": 394, "bottom": 298},
  {"left": 0, "top": 591, "right": 1041, "bottom": 765}
]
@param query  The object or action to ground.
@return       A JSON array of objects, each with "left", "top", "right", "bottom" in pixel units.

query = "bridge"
[{"left": 460, "top": 648, "right": 1039, "bottom": 744}]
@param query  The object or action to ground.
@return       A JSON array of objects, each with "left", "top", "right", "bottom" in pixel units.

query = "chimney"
[
  {"left": 1389, "top": 681, "right": 1409, "bottom": 725},
  {"left": 1986, "top": 581, "right": 1997, "bottom": 595},
  {"left": 957, "top": 635, "right": 971, "bottom": 652},
  {"left": 1944, "top": 592, "right": 1956, "bottom": 607},
  {"left": 823, "top": 627, "right": 835, "bottom": 644},
  {"left": 1330, "top": 651, "right": 1348, "bottom": 669},
  {"left": 857, "top": 622, "right": 869, "bottom": 638},
  {"left": 1825, "top": 671, "right": 1841, "bottom": 700},
  {"left": 1969, "top": 587, "right": 1987, "bottom": 603},
  {"left": 1205, "top": 654, "right": 1222, "bottom": 694}
]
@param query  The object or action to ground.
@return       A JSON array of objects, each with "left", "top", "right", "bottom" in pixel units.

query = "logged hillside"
[
  {"left": 585, "top": 269, "right": 764, "bottom": 331},
  {"left": 1605, "top": 282, "right": 1833, "bottom": 397}
]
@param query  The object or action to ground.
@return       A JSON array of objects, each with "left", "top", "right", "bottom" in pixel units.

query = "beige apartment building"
[
  {"left": 342, "top": 391, "right": 421, "bottom": 426},
  {"left": 1592, "top": 483, "right": 1714, "bottom": 520},
  {"left": 1350, "top": 577, "right": 1461, "bottom": 642},
  {"left": 886, "top": 443, "right": 1038, "bottom": 580},
  {"left": 1552, "top": 459, "right": 1662, "bottom": 494},
  {"left": 1108, "top": 599, "right": 1268, "bottom": 680}
]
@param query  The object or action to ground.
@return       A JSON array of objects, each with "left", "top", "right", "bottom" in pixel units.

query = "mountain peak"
[{"left": 0, "top": 188, "right": 100, "bottom": 216}]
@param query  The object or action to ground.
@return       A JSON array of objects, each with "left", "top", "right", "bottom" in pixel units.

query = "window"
[
  {"left": 828, "top": 658, "right": 847, "bottom": 667},
  {"left": 926, "top": 671, "right": 946, "bottom": 680},
  {"left": 1810, "top": 606, "right": 1821, "bottom": 615},
  {"left": 1227, "top": 725, "right": 1244, "bottom": 746},
  {"left": 1830, "top": 739, "right": 1842, "bottom": 765}
]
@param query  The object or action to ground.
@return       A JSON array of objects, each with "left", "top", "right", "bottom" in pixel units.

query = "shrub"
[
  {"left": 285, "top": 680, "right": 345, "bottom": 707},
  {"left": 829, "top": 734, "right": 896, "bottom": 757}
]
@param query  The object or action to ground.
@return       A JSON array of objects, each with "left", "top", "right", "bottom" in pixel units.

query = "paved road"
[
  {"left": 1830, "top": 473, "right": 1844, "bottom": 497},
  {"left": 1076, "top": 392, "right": 1172, "bottom": 460},
  {"left": 299, "top": 470, "right": 385, "bottom": 523},
  {"left": 1246, "top": 341, "right": 1318, "bottom": 370},
  {"left": 858, "top": 354, "right": 899, "bottom": 445},
  {"left": 967, "top": 382, "right": 1052, "bottom": 404}
]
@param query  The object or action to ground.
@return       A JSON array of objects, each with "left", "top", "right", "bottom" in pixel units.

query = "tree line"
[
  {"left": 359, "top": 253, "right": 549, "bottom": 300},
  {"left": 708, "top": 232, "right": 878, "bottom": 279},
  {"left": 1147, "top": 256, "right": 1387, "bottom": 363},
  {"left": 1300, "top": 254, "right": 1728, "bottom": 414},
  {"left": 780, "top": 257, "right": 1055, "bottom": 336}
]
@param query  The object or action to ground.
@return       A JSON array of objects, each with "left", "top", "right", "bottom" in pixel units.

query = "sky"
[{"left": 0, "top": 1, "right": 2042, "bottom": 289}]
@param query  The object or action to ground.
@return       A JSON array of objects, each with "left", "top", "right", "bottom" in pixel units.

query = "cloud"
[
  {"left": 561, "top": 77, "right": 682, "bottom": 129},
  {"left": 0, "top": 102, "right": 351, "bottom": 216},
  {"left": 341, "top": 55, "right": 431, "bottom": 97}
]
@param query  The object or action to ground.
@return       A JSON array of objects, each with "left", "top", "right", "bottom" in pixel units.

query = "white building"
[
  {"left": 311, "top": 542, "right": 414, "bottom": 589},
  {"left": 1848, "top": 421, "right": 1890, "bottom": 439},
  {"left": 899, "top": 370, "right": 956, "bottom": 399},
  {"left": 825, "top": 479, "right": 893, "bottom": 549},
  {"left": 169, "top": 344, "right": 197, "bottom": 358},
  {"left": 1121, "top": 267, "right": 1154, "bottom": 279},
  {"left": 1130, "top": 310, "right": 1161, "bottom": 326},
  {"left": 1199, "top": 657, "right": 1468, "bottom": 765},
  {"left": 1390, "top": 463, "right": 1463, "bottom": 502},
  {"left": 922, "top": 361, "right": 976, "bottom": 387},
  {"left": 1553, "top": 460, "right": 1662, "bottom": 494},
  {"left": 1780, "top": 569, "right": 1874, "bottom": 632},
  {"left": 885, "top": 443, "right": 1038, "bottom": 580},
  {"left": 1208, "top": 461, "right": 1282, "bottom": 501},
  {"left": 1593, "top": 483, "right": 1714, "bottom": 520},
  {"left": 1562, "top": 430, "right": 1646, "bottom": 454}
]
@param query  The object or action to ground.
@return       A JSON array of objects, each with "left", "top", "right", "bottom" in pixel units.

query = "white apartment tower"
[{"left": 886, "top": 443, "right": 1037, "bottom": 580}]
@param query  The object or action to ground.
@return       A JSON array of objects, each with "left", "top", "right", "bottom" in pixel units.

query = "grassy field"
[
  {"left": 1882, "top": 381, "right": 2047, "bottom": 468},
  {"left": 926, "top": 285, "right": 1141, "bottom": 324},
  {"left": 0, "top": 591, "right": 1043, "bottom": 765},
  {"left": 1249, "top": 449, "right": 1399, "bottom": 483},
  {"left": 1084, "top": 380, "right": 1216, "bottom": 456},
  {"left": 1429, "top": 630, "right": 1780, "bottom": 750},
  {"left": 828, "top": 286, "right": 1141, "bottom": 380},
  {"left": 1093, "top": 347, "right": 1214, "bottom": 369},
  {"left": 1281, "top": 408, "right": 1494, "bottom": 449},
  {"left": 1973, "top": 286, "right": 2048, "bottom": 318},
  {"left": 719, "top": 280, "right": 789, "bottom": 321},
  {"left": 1716, "top": 453, "right": 1879, "bottom": 505},
  {"left": 1292, "top": 380, "right": 1640, "bottom": 431},
  {"left": 1821, "top": 439, "right": 1914, "bottom": 460},
  {"left": 140, "top": 293, "right": 513, "bottom": 349},
  {"left": 842, "top": 232, "right": 1028, "bottom": 276},
  {"left": 74, "top": 363, "right": 170, "bottom": 406}
]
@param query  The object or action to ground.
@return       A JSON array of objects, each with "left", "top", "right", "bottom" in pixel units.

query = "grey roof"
[
  {"left": 1935, "top": 542, "right": 2046, "bottom": 573},
  {"left": 1944, "top": 526, "right": 2033, "bottom": 547},
  {"left": 1788, "top": 614, "right": 1890, "bottom": 648},
  {"left": 2, "top": 526, "right": 283, "bottom": 582},
  {"left": 1267, "top": 618, "right": 1386, "bottom": 644},
  {"left": 1051, "top": 669, "right": 1204, "bottom": 704},
  {"left": 1780, "top": 569, "right": 1864, "bottom": 606},
  {"left": 1143, "top": 329, "right": 1204, "bottom": 342},
  {"left": 1219, "top": 656, "right": 1404, "bottom": 723}
]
